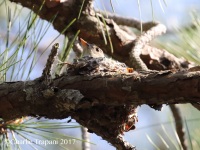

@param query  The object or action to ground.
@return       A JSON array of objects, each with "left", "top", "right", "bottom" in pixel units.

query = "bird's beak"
[{"left": 80, "top": 38, "right": 89, "bottom": 49}]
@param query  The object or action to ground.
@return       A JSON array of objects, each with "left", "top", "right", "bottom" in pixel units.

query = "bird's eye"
[{"left": 96, "top": 47, "right": 100, "bottom": 52}]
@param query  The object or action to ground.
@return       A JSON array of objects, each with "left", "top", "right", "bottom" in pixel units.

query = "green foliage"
[
  {"left": 0, "top": 0, "right": 49, "bottom": 81},
  {"left": 0, "top": 0, "right": 74, "bottom": 82},
  {"left": 138, "top": 117, "right": 200, "bottom": 150},
  {"left": 157, "top": 12, "right": 200, "bottom": 65},
  {"left": 0, "top": 117, "right": 93, "bottom": 150}
]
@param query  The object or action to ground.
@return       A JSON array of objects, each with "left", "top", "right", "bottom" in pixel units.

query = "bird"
[
  {"left": 67, "top": 38, "right": 134, "bottom": 75},
  {"left": 80, "top": 38, "right": 105, "bottom": 58}
]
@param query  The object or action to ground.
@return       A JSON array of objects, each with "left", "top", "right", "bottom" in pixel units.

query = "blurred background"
[{"left": 0, "top": 0, "right": 200, "bottom": 149}]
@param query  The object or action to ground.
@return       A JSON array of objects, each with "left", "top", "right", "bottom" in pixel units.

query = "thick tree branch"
[
  {"left": 4, "top": 1, "right": 195, "bottom": 149},
  {"left": 1, "top": 66, "right": 200, "bottom": 149},
  {"left": 1, "top": 69, "right": 200, "bottom": 121}
]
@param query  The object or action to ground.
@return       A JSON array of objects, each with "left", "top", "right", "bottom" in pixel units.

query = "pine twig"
[
  {"left": 81, "top": 127, "right": 90, "bottom": 150},
  {"left": 96, "top": 10, "right": 157, "bottom": 31},
  {"left": 41, "top": 43, "right": 59, "bottom": 83},
  {"left": 170, "top": 105, "right": 187, "bottom": 150}
]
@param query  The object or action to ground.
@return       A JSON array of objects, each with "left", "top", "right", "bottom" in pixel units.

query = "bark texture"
[
  {"left": 1, "top": 69, "right": 200, "bottom": 121},
  {"left": 3, "top": 0, "right": 198, "bottom": 149},
  {"left": 1, "top": 68, "right": 199, "bottom": 149},
  {"left": 9, "top": 0, "right": 189, "bottom": 69}
]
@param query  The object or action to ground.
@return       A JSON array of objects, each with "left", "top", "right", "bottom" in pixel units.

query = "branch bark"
[
  {"left": 1, "top": 68, "right": 200, "bottom": 149},
  {"left": 4, "top": 1, "right": 197, "bottom": 149},
  {"left": 1, "top": 69, "right": 200, "bottom": 121},
  {"left": 9, "top": 0, "right": 189, "bottom": 70}
]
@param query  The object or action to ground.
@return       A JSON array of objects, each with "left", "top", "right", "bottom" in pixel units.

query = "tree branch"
[
  {"left": 1, "top": 69, "right": 200, "bottom": 121},
  {"left": 41, "top": 43, "right": 59, "bottom": 84},
  {"left": 9, "top": 0, "right": 186, "bottom": 70},
  {"left": 96, "top": 10, "right": 158, "bottom": 31},
  {"left": 4, "top": 1, "right": 195, "bottom": 149},
  {"left": 129, "top": 23, "right": 166, "bottom": 70},
  {"left": 169, "top": 105, "right": 187, "bottom": 150},
  {"left": 1, "top": 65, "right": 200, "bottom": 149}
]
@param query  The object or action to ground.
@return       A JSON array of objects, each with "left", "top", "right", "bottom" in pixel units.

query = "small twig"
[
  {"left": 129, "top": 23, "right": 166, "bottom": 70},
  {"left": 96, "top": 11, "right": 166, "bottom": 71},
  {"left": 81, "top": 127, "right": 90, "bottom": 150},
  {"left": 41, "top": 43, "right": 59, "bottom": 83},
  {"left": 58, "top": 62, "right": 74, "bottom": 66},
  {"left": 114, "top": 135, "right": 136, "bottom": 150},
  {"left": 96, "top": 10, "right": 158, "bottom": 31},
  {"left": 170, "top": 105, "right": 187, "bottom": 150}
]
